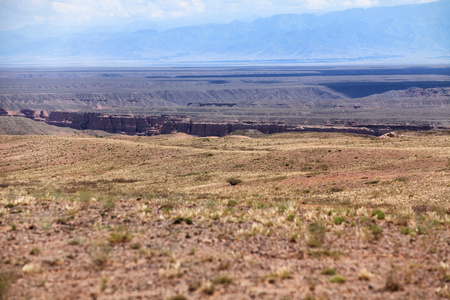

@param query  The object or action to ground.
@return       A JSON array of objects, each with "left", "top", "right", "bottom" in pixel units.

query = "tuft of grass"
[
  {"left": 227, "top": 200, "right": 237, "bottom": 207},
  {"left": 321, "top": 268, "right": 336, "bottom": 275},
  {"left": 329, "top": 275, "right": 346, "bottom": 283},
  {"left": 371, "top": 209, "right": 385, "bottom": 220},
  {"left": 108, "top": 227, "right": 133, "bottom": 244},
  {"left": 202, "top": 283, "right": 215, "bottom": 295},
  {"left": 309, "top": 250, "right": 343, "bottom": 258},
  {"left": 307, "top": 220, "right": 326, "bottom": 248},
  {"left": 100, "top": 276, "right": 108, "bottom": 292},
  {"left": 88, "top": 241, "right": 110, "bottom": 268},
  {"left": 333, "top": 216, "right": 346, "bottom": 225},
  {"left": 211, "top": 273, "right": 233, "bottom": 286},
  {"left": 265, "top": 266, "right": 293, "bottom": 282},
  {"left": 78, "top": 189, "right": 92, "bottom": 210},
  {"left": 358, "top": 268, "right": 374, "bottom": 281},
  {"left": 289, "top": 233, "right": 299, "bottom": 243},
  {"left": 188, "top": 280, "right": 202, "bottom": 292},
  {"left": 329, "top": 187, "right": 344, "bottom": 193},
  {"left": 29, "top": 247, "right": 41, "bottom": 256},
  {"left": 401, "top": 227, "right": 412, "bottom": 235},
  {"left": 130, "top": 243, "right": 141, "bottom": 250},
  {"left": 416, "top": 224, "right": 428, "bottom": 235},
  {"left": 370, "top": 224, "right": 383, "bottom": 240},
  {"left": 218, "top": 260, "right": 231, "bottom": 271},
  {"left": 384, "top": 272, "right": 404, "bottom": 292},
  {"left": 286, "top": 214, "right": 296, "bottom": 221}
]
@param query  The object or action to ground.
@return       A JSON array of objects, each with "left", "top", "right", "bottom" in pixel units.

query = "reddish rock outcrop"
[{"left": 15, "top": 109, "right": 441, "bottom": 137}]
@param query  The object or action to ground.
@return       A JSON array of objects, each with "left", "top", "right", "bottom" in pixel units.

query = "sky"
[{"left": 0, "top": 0, "right": 440, "bottom": 31}]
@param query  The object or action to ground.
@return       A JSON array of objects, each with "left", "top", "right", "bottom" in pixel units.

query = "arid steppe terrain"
[{"left": 0, "top": 130, "right": 449, "bottom": 299}]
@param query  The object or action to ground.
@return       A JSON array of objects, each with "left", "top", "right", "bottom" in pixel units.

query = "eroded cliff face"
[
  {"left": 4, "top": 109, "right": 438, "bottom": 137},
  {"left": 46, "top": 112, "right": 181, "bottom": 135},
  {"left": 42, "top": 111, "right": 391, "bottom": 136}
]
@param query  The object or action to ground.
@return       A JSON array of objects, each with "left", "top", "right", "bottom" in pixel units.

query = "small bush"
[
  {"left": 401, "top": 227, "right": 412, "bottom": 235},
  {"left": 384, "top": 273, "right": 403, "bottom": 292},
  {"left": 329, "top": 275, "right": 346, "bottom": 283},
  {"left": 202, "top": 283, "right": 215, "bottom": 295},
  {"left": 370, "top": 225, "right": 382, "bottom": 239},
  {"left": 89, "top": 242, "right": 110, "bottom": 268},
  {"left": 289, "top": 233, "right": 299, "bottom": 243},
  {"left": 333, "top": 216, "right": 346, "bottom": 225},
  {"left": 130, "top": 243, "right": 141, "bottom": 250},
  {"left": 227, "top": 200, "right": 237, "bottom": 207},
  {"left": 329, "top": 187, "right": 344, "bottom": 193},
  {"left": 372, "top": 209, "right": 385, "bottom": 220},
  {"left": 226, "top": 177, "right": 242, "bottom": 186},
  {"left": 321, "top": 268, "right": 336, "bottom": 275},
  {"left": 30, "top": 247, "right": 41, "bottom": 256},
  {"left": 188, "top": 280, "right": 202, "bottom": 292},
  {"left": 416, "top": 224, "right": 428, "bottom": 235},
  {"left": 212, "top": 273, "right": 233, "bottom": 286},
  {"left": 286, "top": 214, "right": 295, "bottom": 221},
  {"left": 307, "top": 220, "right": 326, "bottom": 248},
  {"left": 108, "top": 227, "right": 132, "bottom": 244}
]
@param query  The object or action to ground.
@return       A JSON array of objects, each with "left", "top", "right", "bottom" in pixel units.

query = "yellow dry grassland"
[{"left": 0, "top": 131, "right": 449, "bottom": 299}]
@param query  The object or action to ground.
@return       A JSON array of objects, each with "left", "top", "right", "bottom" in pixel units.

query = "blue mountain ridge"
[{"left": 1, "top": 0, "right": 449, "bottom": 65}]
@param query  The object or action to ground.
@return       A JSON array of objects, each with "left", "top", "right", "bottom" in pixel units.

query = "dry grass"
[{"left": 0, "top": 131, "right": 449, "bottom": 299}]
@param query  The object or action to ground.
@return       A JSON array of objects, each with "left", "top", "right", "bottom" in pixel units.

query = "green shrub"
[
  {"left": 372, "top": 209, "right": 385, "bottom": 220},
  {"left": 333, "top": 216, "right": 346, "bottom": 225},
  {"left": 401, "top": 227, "right": 412, "bottom": 235},
  {"left": 321, "top": 268, "right": 336, "bottom": 275},
  {"left": 329, "top": 275, "right": 346, "bottom": 283}
]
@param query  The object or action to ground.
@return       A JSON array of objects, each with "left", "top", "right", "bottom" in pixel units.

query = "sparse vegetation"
[
  {"left": 307, "top": 220, "right": 326, "bottom": 248},
  {"left": 0, "top": 131, "right": 448, "bottom": 299},
  {"left": 212, "top": 273, "right": 233, "bottom": 286},
  {"left": 108, "top": 227, "right": 133, "bottom": 244},
  {"left": 88, "top": 241, "right": 110, "bottom": 268},
  {"left": 321, "top": 268, "right": 336, "bottom": 275},
  {"left": 329, "top": 275, "right": 346, "bottom": 283},
  {"left": 0, "top": 271, "right": 14, "bottom": 300},
  {"left": 333, "top": 216, "right": 346, "bottom": 225}
]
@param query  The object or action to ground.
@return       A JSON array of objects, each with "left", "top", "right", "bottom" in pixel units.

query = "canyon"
[{"left": 1, "top": 108, "right": 439, "bottom": 137}]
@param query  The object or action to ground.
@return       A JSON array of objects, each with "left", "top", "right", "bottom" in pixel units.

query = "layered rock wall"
[{"left": 8, "top": 109, "right": 440, "bottom": 137}]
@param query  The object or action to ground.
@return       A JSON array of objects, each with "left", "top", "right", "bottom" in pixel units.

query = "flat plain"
[{"left": 1, "top": 130, "right": 449, "bottom": 299}]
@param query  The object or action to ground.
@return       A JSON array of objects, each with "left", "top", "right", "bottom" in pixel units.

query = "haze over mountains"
[{"left": 1, "top": 0, "right": 449, "bottom": 66}]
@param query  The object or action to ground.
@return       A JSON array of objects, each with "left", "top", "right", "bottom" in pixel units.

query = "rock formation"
[{"left": 5, "top": 109, "right": 441, "bottom": 137}]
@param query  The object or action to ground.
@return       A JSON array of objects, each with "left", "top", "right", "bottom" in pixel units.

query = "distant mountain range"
[{"left": 1, "top": 0, "right": 449, "bottom": 65}]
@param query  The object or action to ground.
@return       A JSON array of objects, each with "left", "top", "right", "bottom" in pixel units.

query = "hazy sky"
[{"left": 0, "top": 0, "right": 440, "bottom": 30}]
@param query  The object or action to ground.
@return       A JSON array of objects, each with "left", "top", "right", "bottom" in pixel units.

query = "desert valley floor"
[{"left": 0, "top": 130, "right": 449, "bottom": 299}]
